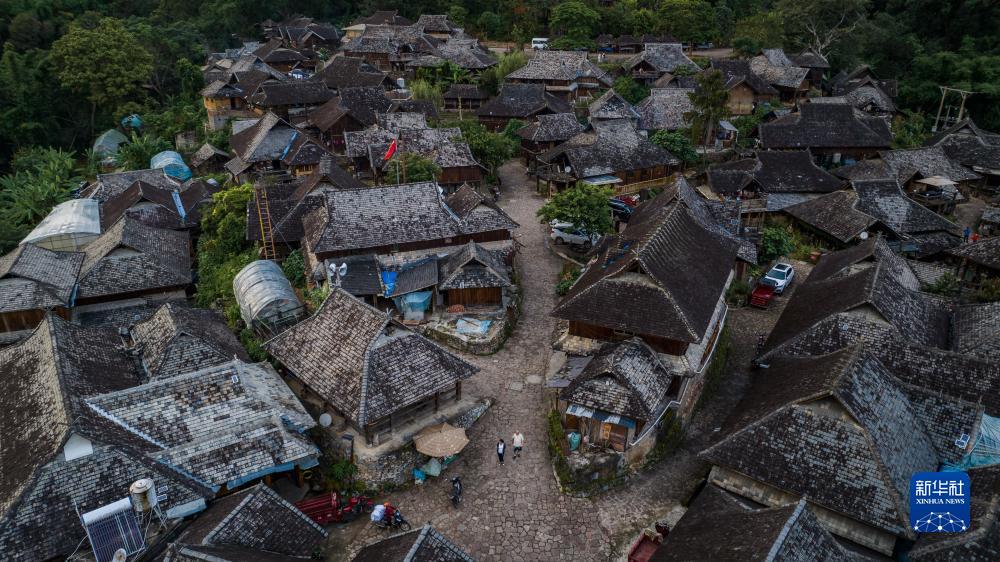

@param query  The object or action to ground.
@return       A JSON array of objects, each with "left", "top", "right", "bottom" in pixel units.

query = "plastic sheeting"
[
  {"left": 233, "top": 260, "right": 301, "bottom": 325},
  {"left": 945, "top": 414, "right": 1000, "bottom": 471},
  {"left": 151, "top": 150, "right": 192, "bottom": 181},
  {"left": 21, "top": 199, "right": 101, "bottom": 251},
  {"left": 393, "top": 290, "right": 431, "bottom": 321},
  {"left": 456, "top": 318, "right": 491, "bottom": 335},
  {"left": 421, "top": 458, "right": 442, "bottom": 477},
  {"left": 93, "top": 129, "right": 128, "bottom": 157}
]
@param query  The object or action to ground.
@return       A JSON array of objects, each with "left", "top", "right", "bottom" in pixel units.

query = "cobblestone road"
[{"left": 334, "top": 163, "right": 721, "bottom": 561}]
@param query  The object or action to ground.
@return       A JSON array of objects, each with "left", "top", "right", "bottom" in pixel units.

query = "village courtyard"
[{"left": 325, "top": 161, "right": 794, "bottom": 561}]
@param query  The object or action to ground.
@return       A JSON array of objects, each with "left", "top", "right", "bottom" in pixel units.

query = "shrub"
[
  {"left": 759, "top": 226, "right": 794, "bottom": 262},
  {"left": 975, "top": 278, "right": 1000, "bottom": 302},
  {"left": 926, "top": 272, "right": 961, "bottom": 297},
  {"left": 281, "top": 249, "right": 306, "bottom": 290},
  {"left": 556, "top": 266, "right": 581, "bottom": 295}
]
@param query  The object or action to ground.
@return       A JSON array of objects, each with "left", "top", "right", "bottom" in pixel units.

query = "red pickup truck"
[{"left": 749, "top": 278, "right": 778, "bottom": 309}]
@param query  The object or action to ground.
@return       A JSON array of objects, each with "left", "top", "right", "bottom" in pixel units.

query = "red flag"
[{"left": 383, "top": 138, "right": 398, "bottom": 161}]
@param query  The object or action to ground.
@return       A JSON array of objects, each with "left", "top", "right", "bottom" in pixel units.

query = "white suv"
[
  {"left": 549, "top": 222, "right": 599, "bottom": 248},
  {"left": 763, "top": 263, "right": 795, "bottom": 294}
]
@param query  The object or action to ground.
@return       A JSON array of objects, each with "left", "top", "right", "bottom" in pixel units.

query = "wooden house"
[
  {"left": 190, "top": 142, "right": 230, "bottom": 175},
  {"left": 516, "top": 113, "right": 585, "bottom": 170},
  {"left": 635, "top": 88, "right": 694, "bottom": 131},
  {"left": 710, "top": 59, "right": 779, "bottom": 115},
  {"left": 475, "top": 83, "right": 573, "bottom": 132},
  {"left": 760, "top": 103, "right": 892, "bottom": 164},
  {"left": 304, "top": 97, "right": 367, "bottom": 152},
  {"left": 881, "top": 146, "right": 981, "bottom": 214},
  {"left": 443, "top": 84, "right": 488, "bottom": 112},
  {"left": 226, "top": 112, "right": 334, "bottom": 181},
  {"left": 926, "top": 119, "right": 1000, "bottom": 193},
  {"left": 312, "top": 56, "right": 388, "bottom": 94},
  {"left": 265, "top": 288, "right": 479, "bottom": 446},
  {"left": 0, "top": 244, "right": 82, "bottom": 339},
  {"left": 948, "top": 237, "right": 1000, "bottom": 288},
  {"left": 437, "top": 241, "right": 511, "bottom": 308},
  {"left": 749, "top": 49, "right": 810, "bottom": 102},
  {"left": 623, "top": 43, "right": 700, "bottom": 86},
  {"left": 504, "top": 51, "right": 612, "bottom": 101},
  {"left": 246, "top": 80, "right": 334, "bottom": 124},
  {"left": 789, "top": 49, "right": 830, "bottom": 86}
]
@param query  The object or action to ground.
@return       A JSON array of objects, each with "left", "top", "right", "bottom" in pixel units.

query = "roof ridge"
[{"left": 764, "top": 499, "right": 807, "bottom": 562}]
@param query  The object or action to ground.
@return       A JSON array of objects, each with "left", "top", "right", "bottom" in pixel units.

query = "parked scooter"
[
  {"left": 450, "top": 476, "right": 463, "bottom": 507},
  {"left": 371, "top": 503, "right": 412, "bottom": 531}
]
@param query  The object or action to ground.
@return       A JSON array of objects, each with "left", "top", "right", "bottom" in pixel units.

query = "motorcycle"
[
  {"left": 450, "top": 476, "right": 463, "bottom": 507},
  {"left": 373, "top": 504, "right": 412, "bottom": 531}
]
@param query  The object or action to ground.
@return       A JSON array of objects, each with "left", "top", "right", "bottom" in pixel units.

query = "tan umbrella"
[{"left": 413, "top": 423, "right": 469, "bottom": 457}]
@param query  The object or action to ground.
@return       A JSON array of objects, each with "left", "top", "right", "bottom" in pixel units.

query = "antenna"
[{"left": 328, "top": 262, "right": 348, "bottom": 287}]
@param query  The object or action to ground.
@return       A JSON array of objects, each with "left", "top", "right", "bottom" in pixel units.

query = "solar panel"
[{"left": 82, "top": 498, "right": 145, "bottom": 562}]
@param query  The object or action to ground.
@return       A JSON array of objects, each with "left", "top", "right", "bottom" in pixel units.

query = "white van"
[{"left": 531, "top": 38, "right": 549, "bottom": 50}]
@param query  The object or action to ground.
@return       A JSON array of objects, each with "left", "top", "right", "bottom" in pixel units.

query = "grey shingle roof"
[
  {"left": 709, "top": 59, "right": 778, "bottom": 95},
  {"left": 99, "top": 179, "right": 210, "bottom": 231},
  {"left": 248, "top": 80, "right": 333, "bottom": 108},
  {"left": 77, "top": 217, "right": 190, "bottom": 300},
  {"left": 305, "top": 182, "right": 517, "bottom": 255},
  {"left": 542, "top": 120, "right": 679, "bottom": 178},
  {"left": 325, "top": 255, "right": 382, "bottom": 296},
  {"left": 789, "top": 49, "right": 830, "bottom": 69},
  {"left": 359, "top": 126, "right": 479, "bottom": 171},
  {"left": 438, "top": 241, "right": 510, "bottom": 290},
  {"left": 168, "top": 483, "right": 326, "bottom": 559},
  {"left": 947, "top": 236, "right": 1000, "bottom": 271},
  {"left": 635, "top": 88, "right": 693, "bottom": 131},
  {"left": 191, "top": 143, "right": 230, "bottom": 168},
  {"left": 552, "top": 184, "right": 737, "bottom": 343},
  {"left": 507, "top": 50, "right": 611, "bottom": 85},
  {"left": 651, "top": 486, "right": 857, "bottom": 562},
  {"left": 265, "top": 289, "right": 478, "bottom": 425},
  {"left": 129, "top": 302, "right": 249, "bottom": 380},
  {"left": 753, "top": 151, "right": 844, "bottom": 192},
  {"left": 84, "top": 168, "right": 183, "bottom": 202},
  {"left": 0, "top": 243, "right": 83, "bottom": 313},
  {"left": 588, "top": 89, "right": 640, "bottom": 121},
  {"left": 443, "top": 84, "right": 487, "bottom": 100},
  {"left": 676, "top": 177, "right": 757, "bottom": 264},
  {"left": 760, "top": 104, "right": 893, "bottom": 149},
  {"left": 784, "top": 190, "right": 877, "bottom": 243},
  {"left": 750, "top": 49, "right": 809, "bottom": 89},
  {"left": 475, "top": 83, "right": 572, "bottom": 119},
  {"left": 516, "top": 113, "right": 584, "bottom": 143},
  {"left": 561, "top": 339, "right": 676, "bottom": 420},
  {"left": 624, "top": 43, "right": 700, "bottom": 74},
  {"left": 313, "top": 56, "right": 387, "bottom": 90},
  {"left": 952, "top": 301, "right": 1000, "bottom": 363},
  {"left": 382, "top": 256, "right": 438, "bottom": 296},
  {"left": 85, "top": 361, "right": 317, "bottom": 490},
  {"left": 882, "top": 146, "right": 981, "bottom": 183},
  {"left": 702, "top": 347, "right": 966, "bottom": 540},
  {"left": 852, "top": 179, "right": 961, "bottom": 236},
  {"left": 352, "top": 524, "right": 474, "bottom": 562},
  {"left": 230, "top": 112, "right": 332, "bottom": 167}
]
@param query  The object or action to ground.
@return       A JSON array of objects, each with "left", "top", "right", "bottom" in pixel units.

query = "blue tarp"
[
  {"left": 151, "top": 150, "right": 192, "bottom": 181},
  {"left": 456, "top": 318, "right": 491, "bottom": 335},
  {"left": 393, "top": 291, "right": 432, "bottom": 321},
  {"left": 381, "top": 270, "right": 398, "bottom": 296}
]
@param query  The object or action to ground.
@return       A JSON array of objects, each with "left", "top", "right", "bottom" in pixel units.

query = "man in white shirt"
[{"left": 512, "top": 431, "right": 525, "bottom": 460}]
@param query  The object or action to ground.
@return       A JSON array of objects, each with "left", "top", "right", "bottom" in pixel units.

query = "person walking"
[
  {"left": 512, "top": 431, "right": 525, "bottom": 460},
  {"left": 497, "top": 438, "right": 506, "bottom": 465}
]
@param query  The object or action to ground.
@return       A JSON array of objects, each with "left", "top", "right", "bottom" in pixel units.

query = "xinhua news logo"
[{"left": 909, "top": 471, "right": 971, "bottom": 533}]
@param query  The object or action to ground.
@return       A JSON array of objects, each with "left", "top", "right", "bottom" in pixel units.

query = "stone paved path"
[{"left": 334, "top": 163, "right": 711, "bottom": 561}]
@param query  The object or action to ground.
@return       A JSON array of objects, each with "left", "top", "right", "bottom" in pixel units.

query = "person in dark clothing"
[{"left": 497, "top": 439, "right": 506, "bottom": 465}]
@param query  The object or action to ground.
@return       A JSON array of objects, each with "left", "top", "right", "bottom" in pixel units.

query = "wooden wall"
[{"left": 446, "top": 287, "right": 502, "bottom": 306}]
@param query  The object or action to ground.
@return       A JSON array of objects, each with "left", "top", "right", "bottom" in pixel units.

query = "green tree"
[
  {"left": 650, "top": 131, "right": 699, "bottom": 164},
  {"left": 550, "top": 1, "right": 600, "bottom": 43},
  {"left": 733, "top": 12, "right": 785, "bottom": 55},
  {"left": 892, "top": 111, "right": 929, "bottom": 149},
  {"left": 0, "top": 147, "right": 79, "bottom": 252},
  {"left": 447, "top": 5, "right": 468, "bottom": 27},
  {"left": 385, "top": 153, "right": 441, "bottom": 183},
  {"left": 440, "top": 118, "right": 519, "bottom": 180},
  {"left": 114, "top": 132, "right": 170, "bottom": 171},
  {"left": 478, "top": 51, "right": 528, "bottom": 95},
  {"left": 657, "top": 0, "right": 719, "bottom": 45},
  {"left": 537, "top": 183, "right": 614, "bottom": 236},
  {"left": 776, "top": 0, "right": 868, "bottom": 57},
  {"left": 612, "top": 77, "right": 649, "bottom": 105},
  {"left": 759, "top": 226, "right": 794, "bottom": 262},
  {"left": 925, "top": 272, "right": 960, "bottom": 297},
  {"left": 686, "top": 70, "right": 729, "bottom": 149},
  {"left": 195, "top": 182, "right": 257, "bottom": 318},
  {"left": 476, "top": 12, "right": 504, "bottom": 41},
  {"left": 409, "top": 79, "right": 444, "bottom": 110},
  {"left": 50, "top": 18, "right": 154, "bottom": 134}
]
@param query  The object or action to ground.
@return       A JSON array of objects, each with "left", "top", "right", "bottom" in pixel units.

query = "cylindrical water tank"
[{"left": 129, "top": 478, "right": 157, "bottom": 512}]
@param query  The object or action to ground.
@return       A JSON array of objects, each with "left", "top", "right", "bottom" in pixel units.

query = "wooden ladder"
[{"left": 254, "top": 185, "right": 277, "bottom": 261}]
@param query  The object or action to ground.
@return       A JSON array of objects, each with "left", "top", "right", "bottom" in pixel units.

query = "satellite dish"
[
  {"left": 338, "top": 263, "right": 348, "bottom": 277},
  {"left": 859, "top": 231, "right": 869, "bottom": 240},
  {"left": 113, "top": 548, "right": 128, "bottom": 562},
  {"left": 318, "top": 413, "right": 333, "bottom": 427}
]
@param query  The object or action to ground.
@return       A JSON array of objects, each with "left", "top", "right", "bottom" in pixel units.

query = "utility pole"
[{"left": 932, "top": 86, "right": 976, "bottom": 132}]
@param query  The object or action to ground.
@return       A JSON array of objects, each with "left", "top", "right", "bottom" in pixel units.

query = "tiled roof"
[
  {"left": 947, "top": 236, "right": 1000, "bottom": 271},
  {"left": 552, "top": 185, "right": 737, "bottom": 343},
  {"left": 475, "top": 83, "right": 573, "bottom": 119},
  {"left": 763, "top": 237, "right": 951, "bottom": 353},
  {"left": 99, "top": 179, "right": 209, "bottom": 230},
  {"left": 326, "top": 255, "right": 383, "bottom": 296},
  {"left": 909, "top": 465, "right": 1000, "bottom": 561},
  {"left": 353, "top": 11, "right": 412, "bottom": 26},
  {"left": 588, "top": 89, "right": 640, "bottom": 121},
  {"left": 541, "top": 120, "right": 679, "bottom": 178},
  {"left": 352, "top": 524, "right": 474, "bottom": 562},
  {"left": 789, "top": 49, "right": 830, "bottom": 69},
  {"left": 753, "top": 151, "right": 844, "bottom": 192},
  {"left": 358, "top": 126, "right": 479, "bottom": 170},
  {"left": 191, "top": 143, "right": 230, "bottom": 168},
  {"left": 313, "top": 56, "right": 387, "bottom": 90},
  {"left": 443, "top": 83, "right": 487, "bottom": 100},
  {"left": 852, "top": 179, "right": 961, "bottom": 236},
  {"left": 339, "top": 87, "right": 394, "bottom": 126},
  {"left": 438, "top": 241, "right": 510, "bottom": 290},
  {"left": 230, "top": 112, "right": 332, "bottom": 167},
  {"left": 167, "top": 483, "right": 326, "bottom": 559},
  {"left": 415, "top": 14, "right": 457, "bottom": 33},
  {"left": 636, "top": 88, "right": 693, "bottom": 131},
  {"left": 77, "top": 217, "right": 191, "bottom": 300},
  {"left": 249, "top": 80, "right": 333, "bottom": 108},
  {"left": 516, "top": 113, "right": 584, "bottom": 143},
  {"left": 702, "top": 347, "right": 964, "bottom": 539},
  {"left": 507, "top": 50, "right": 611, "bottom": 85},
  {"left": 265, "top": 289, "right": 478, "bottom": 425},
  {"left": 760, "top": 104, "right": 893, "bottom": 149},
  {"left": 882, "top": 146, "right": 981, "bottom": 183},
  {"left": 624, "top": 43, "right": 700, "bottom": 74},
  {"left": 561, "top": 339, "right": 677, "bottom": 420},
  {"left": 750, "top": 49, "right": 809, "bottom": 89},
  {"left": 706, "top": 158, "right": 757, "bottom": 194},
  {"left": 129, "top": 302, "right": 249, "bottom": 380},
  {"left": 651, "top": 486, "right": 857, "bottom": 562},
  {"left": 306, "top": 182, "right": 517, "bottom": 254},
  {"left": 422, "top": 39, "right": 496, "bottom": 70},
  {"left": 0, "top": 243, "right": 83, "bottom": 313},
  {"left": 381, "top": 256, "right": 438, "bottom": 296},
  {"left": 84, "top": 168, "right": 183, "bottom": 202},
  {"left": 85, "top": 361, "right": 317, "bottom": 490},
  {"left": 676, "top": 177, "right": 757, "bottom": 264},
  {"left": 831, "top": 158, "right": 893, "bottom": 181},
  {"left": 784, "top": 190, "right": 877, "bottom": 243},
  {"left": 952, "top": 302, "right": 1000, "bottom": 361}
]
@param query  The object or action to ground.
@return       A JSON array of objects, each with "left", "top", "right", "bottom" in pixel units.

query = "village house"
[
  {"left": 246, "top": 79, "right": 334, "bottom": 124},
  {"left": 926, "top": 118, "right": 1000, "bottom": 193},
  {"left": 552, "top": 183, "right": 737, "bottom": 421},
  {"left": 164, "top": 483, "right": 327, "bottom": 562},
  {"left": 82, "top": 168, "right": 184, "bottom": 202},
  {"left": 0, "top": 243, "right": 82, "bottom": 341},
  {"left": 72, "top": 217, "right": 192, "bottom": 316},
  {"left": 710, "top": 59, "right": 779, "bottom": 115},
  {"left": 648, "top": 485, "right": 859, "bottom": 562},
  {"left": 265, "top": 16, "right": 341, "bottom": 52},
  {"left": 783, "top": 190, "right": 879, "bottom": 246},
  {"left": 788, "top": 49, "right": 830, "bottom": 86},
  {"left": 881, "top": 145, "right": 981, "bottom": 214},
  {"left": 810, "top": 80, "right": 897, "bottom": 118},
  {"left": 312, "top": 56, "right": 389, "bottom": 94},
  {"left": 947, "top": 236, "right": 1000, "bottom": 289},
  {"left": 475, "top": 83, "right": 573, "bottom": 132},
  {"left": 300, "top": 182, "right": 517, "bottom": 269},
  {"left": 587, "top": 89, "right": 640, "bottom": 126},
  {"left": 558, "top": 338, "right": 681, "bottom": 460},
  {"left": 516, "top": 113, "right": 585, "bottom": 170},
  {"left": 981, "top": 206, "right": 1000, "bottom": 236},
  {"left": 851, "top": 178, "right": 962, "bottom": 257},
  {"left": 749, "top": 48, "right": 810, "bottom": 101},
  {"left": 406, "top": 37, "right": 497, "bottom": 75},
  {"left": 200, "top": 59, "right": 285, "bottom": 131},
  {"left": 190, "top": 142, "right": 230, "bottom": 175},
  {"left": 342, "top": 10, "right": 413, "bottom": 41},
  {"left": 504, "top": 50, "right": 612, "bottom": 101},
  {"left": 97, "top": 177, "right": 212, "bottom": 233},
  {"left": 352, "top": 525, "right": 474, "bottom": 562},
  {"left": 535, "top": 119, "right": 679, "bottom": 195},
  {"left": 252, "top": 39, "right": 309, "bottom": 73},
  {"left": 442, "top": 83, "right": 488, "bottom": 113},
  {"left": 226, "top": 112, "right": 333, "bottom": 181},
  {"left": 436, "top": 240, "right": 512, "bottom": 308},
  {"left": 831, "top": 65, "right": 898, "bottom": 100},
  {"left": 636, "top": 88, "right": 694, "bottom": 132},
  {"left": 264, "top": 288, "right": 479, "bottom": 446},
  {"left": 341, "top": 24, "right": 443, "bottom": 73},
  {"left": 304, "top": 97, "right": 371, "bottom": 152},
  {"left": 413, "top": 14, "right": 460, "bottom": 40},
  {"left": 759, "top": 103, "right": 893, "bottom": 164},
  {"left": 0, "top": 315, "right": 213, "bottom": 561},
  {"left": 622, "top": 43, "right": 700, "bottom": 86}
]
